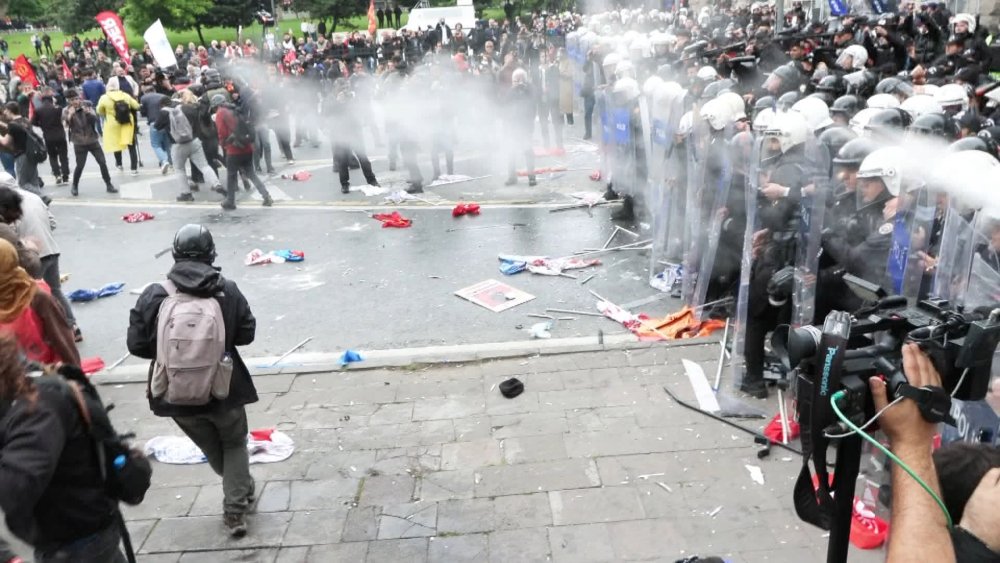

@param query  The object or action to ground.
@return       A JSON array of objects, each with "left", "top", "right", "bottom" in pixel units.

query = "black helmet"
[
  {"left": 948, "top": 136, "right": 999, "bottom": 158},
  {"left": 173, "top": 224, "right": 217, "bottom": 263},
  {"left": 767, "top": 64, "right": 802, "bottom": 96},
  {"left": 908, "top": 112, "right": 959, "bottom": 140},
  {"left": 830, "top": 94, "right": 861, "bottom": 119},
  {"left": 754, "top": 95, "right": 775, "bottom": 113},
  {"left": 874, "top": 76, "right": 913, "bottom": 98},
  {"left": 833, "top": 137, "right": 878, "bottom": 167},
  {"left": 818, "top": 126, "right": 858, "bottom": 163},
  {"left": 701, "top": 78, "right": 735, "bottom": 100},
  {"left": 816, "top": 74, "right": 846, "bottom": 97},
  {"left": 777, "top": 90, "right": 799, "bottom": 111},
  {"left": 865, "top": 108, "right": 912, "bottom": 137}
]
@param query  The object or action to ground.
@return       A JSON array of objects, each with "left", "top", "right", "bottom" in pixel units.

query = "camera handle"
[{"left": 895, "top": 384, "right": 955, "bottom": 426}]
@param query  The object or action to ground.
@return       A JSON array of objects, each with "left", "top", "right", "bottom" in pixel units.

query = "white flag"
[{"left": 143, "top": 20, "right": 178, "bottom": 69}]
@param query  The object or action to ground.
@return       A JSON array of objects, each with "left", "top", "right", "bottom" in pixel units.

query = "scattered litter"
[
  {"left": 428, "top": 174, "right": 485, "bottom": 186},
  {"left": 337, "top": 222, "right": 369, "bottom": 232},
  {"left": 497, "top": 254, "right": 601, "bottom": 277},
  {"left": 144, "top": 429, "right": 294, "bottom": 464},
  {"left": 532, "top": 147, "right": 567, "bottom": 157},
  {"left": 340, "top": 349, "right": 364, "bottom": 366},
  {"left": 517, "top": 165, "right": 566, "bottom": 176},
  {"left": 545, "top": 308, "right": 604, "bottom": 317},
  {"left": 360, "top": 184, "right": 389, "bottom": 196},
  {"left": 106, "top": 352, "right": 131, "bottom": 371},
  {"left": 451, "top": 203, "right": 481, "bottom": 217},
  {"left": 245, "top": 249, "right": 305, "bottom": 265},
  {"left": 455, "top": 279, "right": 535, "bottom": 312},
  {"left": 527, "top": 314, "right": 555, "bottom": 320},
  {"left": 383, "top": 190, "right": 439, "bottom": 205},
  {"left": 656, "top": 482, "right": 673, "bottom": 493},
  {"left": 81, "top": 357, "right": 105, "bottom": 375},
  {"left": 708, "top": 506, "right": 723, "bottom": 518},
  {"left": 650, "top": 263, "right": 684, "bottom": 293},
  {"left": 557, "top": 317, "right": 575, "bottom": 321},
  {"left": 280, "top": 171, "right": 312, "bottom": 181},
  {"left": 122, "top": 212, "right": 154, "bottom": 223},
  {"left": 528, "top": 321, "right": 553, "bottom": 339},
  {"left": 637, "top": 473, "right": 665, "bottom": 480},
  {"left": 580, "top": 273, "right": 596, "bottom": 285},
  {"left": 372, "top": 211, "right": 413, "bottom": 228},
  {"left": 68, "top": 282, "right": 126, "bottom": 302},
  {"left": 764, "top": 413, "right": 801, "bottom": 443},
  {"left": 269, "top": 337, "right": 314, "bottom": 367},
  {"left": 499, "top": 378, "right": 524, "bottom": 398},
  {"left": 745, "top": 464, "right": 765, "bottom": 486}
]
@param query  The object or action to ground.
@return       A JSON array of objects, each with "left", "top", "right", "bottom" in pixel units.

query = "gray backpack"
[
  {"left": 150, "top": 280, "right": 231, "bottom": 406},
  {"left": 167, "top": 106, "right": 194, "bottom": 144}
]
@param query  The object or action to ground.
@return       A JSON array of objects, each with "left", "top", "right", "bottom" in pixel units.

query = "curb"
[{"left": 93, "top": 332, "right": 717, "bottom": 386}]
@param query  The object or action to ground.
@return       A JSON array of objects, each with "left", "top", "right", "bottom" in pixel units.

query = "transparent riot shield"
[
  {"left": 961, "top": 215, "right": 1000, "bottom": 311},
  {"left": 680, "top": 107, "right": 710, "bottom": 307},
  {"left": 886, "top": 186, "right": 937, "bottom": 302},
  {"left": 934, "top": 204, "right": 979, "bottom": 305},
  {"left": 596, "top": 88, "right": 614, "bottom": 181},
  {"left": 728, "top": 135, "right": 767, "bottom": 392},
  {"left": 647, "top": 86, "right": 684, "bottom": 291},
  {"left": 790, "top": 138, "right": 832, "bottom": 328},
  {"left": 686, "top": 126, "right": 736, "bottom": 320},
  {"left": 609, "top": 95, "right": 640, "bottom": 199}
]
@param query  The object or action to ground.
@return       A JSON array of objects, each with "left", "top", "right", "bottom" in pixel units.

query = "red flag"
[
  {"left": 62, "top": 59, "right": 73, "bottom": 80},
  {"left": 95, "top": 11, "right": 131, "bottom": 65},
  {"left": 13, "top": 55, "right": 38, "bottom": 88},
  {"left": 367, "top": 0, "right": 377, "bottom": 36}
]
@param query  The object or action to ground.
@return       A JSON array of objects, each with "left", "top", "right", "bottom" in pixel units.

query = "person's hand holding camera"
[{"left": 870, "top": 343, "right": 941, "bottom": 448}]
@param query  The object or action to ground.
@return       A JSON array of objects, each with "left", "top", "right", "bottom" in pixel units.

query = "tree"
[
  {"left": 7, "top": 0, "right": 44, "bottom": 21},
  {"left": 122, "top": 0, "right": 213, "bottom": 44},
  {"left": 198, "top": 0, "right": 256, "bottom": 28},
  {"left": 294, "top": 0, "right": 367, "bottom": 32},
  {"left": 48, "top": 0, "right": 125, "bottom": 33}
]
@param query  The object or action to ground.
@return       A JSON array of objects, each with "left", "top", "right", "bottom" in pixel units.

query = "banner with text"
[{"left": 95, "top": 11, "right": 131, "bottom": 65}]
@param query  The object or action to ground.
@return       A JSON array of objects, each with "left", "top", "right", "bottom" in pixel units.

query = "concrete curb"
[{"left": 94, "top": 332, "right": 717, "bottom": 386}]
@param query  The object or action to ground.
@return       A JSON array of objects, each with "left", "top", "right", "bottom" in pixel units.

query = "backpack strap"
[{"left": 161, "top": 279, "right": 177, "bottom": 296}]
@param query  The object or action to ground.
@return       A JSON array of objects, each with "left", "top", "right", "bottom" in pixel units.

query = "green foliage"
[
  {"left": 7, "top": 0, "right": 44, "bottom": 21},
  {"left": 122, "top": 0, "right": 213, "bottom": 32},
  {"left": 49, "top": 0, "right": 125, "bottom": 33},
  {"left": 198, "top": 0, "right": 257, "bottom": 29},
  {"left": 294, "top": 0, "right": 367, "bottom": 30}
]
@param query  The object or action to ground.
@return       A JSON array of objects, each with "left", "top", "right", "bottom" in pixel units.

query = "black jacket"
[
  {"left": 126, "top": 260, "right": 258, "bottom": 418},
  {"left": 30, "top": 101, "right": 65, "bottom": 143},
  {"left": 153, "top": 103, "right": 205, "bottom": 144},
  {"left": 0, "top": 378, "right": 116, "bottom": 550}
]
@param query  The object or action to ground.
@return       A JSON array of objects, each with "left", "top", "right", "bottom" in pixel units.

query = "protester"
[
  {"left": 212, "top": 95, "right": 273, "bottom": 209},
  {"left": 127, "top": 224, "right": 259, "bottom": 538},
  {"left": 96, "top": 79, "right": 140, "bottom": 175},
  {"left": 154, "top": 91, "right": 224, "bottom": 202},
  {"left": 62, "top": 89, "right": 116, "bottom": 196},
  {"left": 138, "top": 85, "right": 173, "bottom": 174},
  {"left": 0, "top": 102, "right": 44, "bottom": 201}
]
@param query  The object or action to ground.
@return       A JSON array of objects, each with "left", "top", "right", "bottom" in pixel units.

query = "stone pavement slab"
[{"left": 0, "top": 345, "right": 895, "bottom": 563}]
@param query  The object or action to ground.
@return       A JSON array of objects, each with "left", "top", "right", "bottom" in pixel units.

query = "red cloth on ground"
[
  {"left": 452, "top": 203, "right": 481, "bottom": 217},
  {"left": 372, "top": 212, "right": 412, "bottom": 228}
]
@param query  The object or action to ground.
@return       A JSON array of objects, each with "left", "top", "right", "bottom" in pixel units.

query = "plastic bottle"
[{"left": 221, "top": 353, "right": 233, "bottom": 368}]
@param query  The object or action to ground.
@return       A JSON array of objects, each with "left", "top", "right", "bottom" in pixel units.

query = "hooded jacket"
[{"left": 126, "top": 260, "right": 257, "bottom": 418}]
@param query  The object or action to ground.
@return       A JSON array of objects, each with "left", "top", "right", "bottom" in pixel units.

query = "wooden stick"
[
  {"left": 545, "top": 308, "right": 604, "bottom": 317},
  {"left": 269, "top": 337, "right": 314, "bottom": 367},
  {"left": 107, "top": 352, "right": 131, "bottom": 371},
  {"left": 527, "top": 313, "right": 555, "bottom": 319},
  {"left": 549, "top": 200, "right": 614, "bottom": 213},
  {"left": 600, "top": 227, "right": 620, "bottom": 250},
  {"left": 580, "top": 273, "right": 596, "bottom": 285}
]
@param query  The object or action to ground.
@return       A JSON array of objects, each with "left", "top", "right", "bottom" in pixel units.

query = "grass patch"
[{"left": 3, "top": 6, "right": 507, "bottom": 62}]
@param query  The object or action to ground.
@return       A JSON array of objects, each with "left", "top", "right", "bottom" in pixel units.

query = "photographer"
[{"left": 872, "top": 344, "right": 1000, "bottom": 562}]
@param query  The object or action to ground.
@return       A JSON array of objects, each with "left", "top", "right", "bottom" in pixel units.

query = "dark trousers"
[
  {"left": 334, "top": 145, "right": 377, "bottom": 188},
  {"left": 35, "top": 523, "right": 126, "bottom": 563},
  {"left": 41, "top": 254, "right": 74, "bottom": 325},
  {"left": 399, "top": 140, "right": 423, "bottom": 185},
  {"left": 253, "top": 126, "right": 274, "bottom": 173},
  {"left": 113, "top": 144, "right": 137, "bottom": 171},
  {"left": 46, "top": 137, "right": 69, "bottom": 180},
  {"left": 274, "top": 125, "right": 294, "bottom": 160},
  {"left": 191, "top": 137, "right": 221, "bottom": 183},
  {"left": 583, "top": 95, "right": 595, "bottom": 138},
  {"left": 224, "top": 152, "right": 269, "bottom": 204},
  {"left": 173, "top": 407, "right": 254, "bottom": 514},
  {"left": 744, "top": 299, "right": 789, "bottom": 384}
]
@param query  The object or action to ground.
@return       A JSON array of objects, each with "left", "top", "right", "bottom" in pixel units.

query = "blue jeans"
[
  {"left": 0, "top": 151, "right": 15, "bottom": 177},
  {"left": 149, "top": 126, "right": 172, "bottom": 166},
  {"left": 35, "top": 524, "right": 127, "bottom": 563}
]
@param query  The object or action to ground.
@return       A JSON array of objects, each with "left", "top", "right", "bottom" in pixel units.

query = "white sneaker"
[{"left": 160, "top": 162, "right": 170, "bottom": 175}]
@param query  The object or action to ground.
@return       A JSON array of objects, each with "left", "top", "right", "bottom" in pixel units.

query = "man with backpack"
[
  {"left": 153, "top": 94, "right": 224, "bottom": 202},
  {"left": 126, "top": 224, "right": 259, "bottom": 537},
  {"left": 212, "top": 95, "right": 273, "bottom": 210},
  {"left": 0, "top": 337, "right": 151, "bottom": 563},
  {"left": 0, "top": 102, "right": 47, "bottom": 203}
]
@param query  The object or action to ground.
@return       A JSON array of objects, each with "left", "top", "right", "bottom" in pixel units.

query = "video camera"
[{"left": 773, "top": 274, "right": 1000, "bottom": 434}]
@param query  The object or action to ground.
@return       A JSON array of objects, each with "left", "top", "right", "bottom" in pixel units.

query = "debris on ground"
[
  {"left": 428, "top": 174, "right": 486, "bottom": 187},
  {"left": 498, "top": 254, "right": 601, "bottom": 277},
  {"left": 340, "top": 349, "right": 364, "bottom": 366},
  {"left": 280, "top": 171, "right": 312, "bottom": 181},
  {"left": 499, "top": 377, "right": 524, "bottom": 398},
  {"left": 516, "top": 166, "right": 567, "bottom": 176},
  {"left": 745, "top": 464, "right": 765, "bottom": 485},
  {"left": 372, "top": 211, "right": 413, "bottom": 228},
  {"left": 81, "top": 357, "right": 105, "bottom": 375},
  {"left": 455, "top": 279, "right": 535, "bottom": 312},
  {"left": 245, "top": 249, "right": 306, "bottom": 265},
  {"left": 452, "top": 203, "right": 481, "bottom": 217},
  {"left": 360, "top": 184, "right": 389, "bottom": 196},
  {"left": 122, "top": 212, "right": 154, "bottom": 223},
  {"left": 527, "top": 321, "right": 553, "bottom": 339},
  {"left": 68, "top": 282, "right": 126, "bottom": 302},
  {"left": 145, "top": 429, "right": 295, "bottom": 465}
]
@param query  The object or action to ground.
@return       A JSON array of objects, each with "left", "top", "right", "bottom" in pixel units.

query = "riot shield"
[
  {"left": 647, "top": 84, "right": 685, "bottom": 291},
  {"left": 791, "top": 135, "right": 833, "bottom": 327},
  {"left": 933, "top": 204, "right": 979, "bottom": 304},
  {"left": 960, "top": 214, "right": 1000, "bottom": 311},
  {"left": 609, "top": 88, "right": 641, "bottom": 199},
  {"left": 596, "top": 87, "right": 614, "bottom": 181},
  {"left": 680, "top": 105, "right": 710, "bottom": 307},
  {"left": 895, "top": 186, "right": 940, "bottom": 304}
]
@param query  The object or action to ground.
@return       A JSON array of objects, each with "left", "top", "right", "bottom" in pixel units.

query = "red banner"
[
  {"left": 13, "top": 55, "right": 38, "bottom": 88},
  {"left": 367, "top": 0, "right": 377, "bottom": 36},
  {"left": 62, "top": 59, "right": 73, "bottom": 80},
  {"left": 95, "top": 11, "right": 131, "bottom": 65}
]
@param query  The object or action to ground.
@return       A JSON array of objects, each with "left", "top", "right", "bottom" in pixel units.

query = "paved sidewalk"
[{"left": 26, "top": 343, "right": 890, "bottom": 562}]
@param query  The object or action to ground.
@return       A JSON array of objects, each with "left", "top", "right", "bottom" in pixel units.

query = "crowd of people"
[{"left": 0, "top": 1, "right": 998, "bottom": 561}]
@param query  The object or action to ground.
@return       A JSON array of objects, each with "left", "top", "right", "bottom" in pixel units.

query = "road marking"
[{"left": 49, "top": 199, "right": 592, "bottom": 211}]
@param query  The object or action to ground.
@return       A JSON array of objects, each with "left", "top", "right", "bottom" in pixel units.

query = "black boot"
[
  {"left": 406, "top": 181, "right": 423, "bottom": 194},
  {"left": 739, "top": 378, "right": 768, "bottom": 399},
  {"left": 611, "top": 195, "right": 634, "bottom": 221},
  {"left": 602, "top": 183, "right": 619, "bottom": 201}
]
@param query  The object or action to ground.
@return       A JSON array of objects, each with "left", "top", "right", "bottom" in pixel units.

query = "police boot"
[
  {"left": 602, "top": 183, "right": 619, "bottom": 201},
  {"left": 611, "top": 195, "right": 634, "bottom": 221}
]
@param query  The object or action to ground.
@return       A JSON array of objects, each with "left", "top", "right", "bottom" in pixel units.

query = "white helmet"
[
  {"left": 900, "top": 95, "right": 943, "bottom": 119},
  {"left": 629, "top": 36, "right": 650, "bottom": 58},
  {"left": 764, "top": 110, "right": 810, "bottom": 154},
  {"left": 867, "top": 93, "right": 901, "bottom": 110},
  {"left": 677, "top": 111, "right": 694, "bottom": 138},
  {"left": 613, "top": 77, "right": 641, "bottom": 103},
  {"left": 857, "top": 147, "right": 905, "bottom": 197},
  {"left": 836, "top": 44, "right": 868, "bottom": 71},
  {"left": 615, "top": 59, "right": 635, "bottom": 79},
  {"left": 643, "top": 76, "right": 664, "bottom": 98},
  {"left": 717, "top": 92, "right": 747, "bottom": 122},
  {"left": 850, "top": 107, "right": 881, "bottom": 137},
  {"left": 792, "top": 96, "right": 834, "bottom": 132},
  {"left": 752, "top": 107, "right": 776, "bottom": 132},
  {"left": 701, "top": 97, "right": 736, "bottom": 131},
  {"left": 696, "top": 65, "right": 719, "bottom": 81},
  {"left": 952, "top": 13, "right": 976, "bottom": 34},
  {"left": 602, "top": 52, "right": 622, "bottom": 69},
  {"left": 935, "top": 83, "right": 970, "bottom": 112}
]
